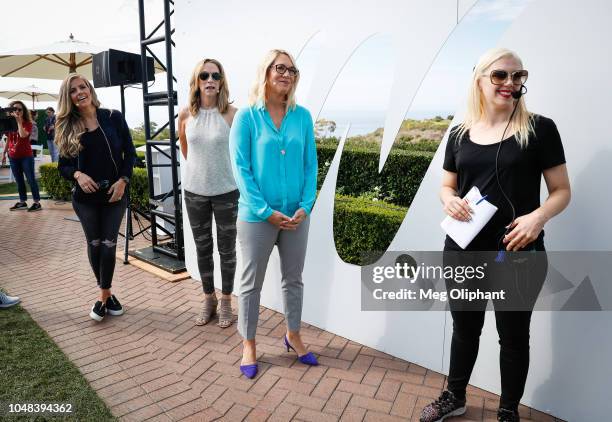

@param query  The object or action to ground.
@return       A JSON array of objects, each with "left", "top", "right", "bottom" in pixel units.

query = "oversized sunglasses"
[
  {"left": 270, "top": 64, "right": 299, "bottom": 77},
  {"left": 488, "top": 69, "right": 528, "bottom": 86},
  {"left": 198, "top": 71, "right": 222, "bottom": 81},
  {"left": 13, "top": 107, "right": 23, "bottom": 112}
]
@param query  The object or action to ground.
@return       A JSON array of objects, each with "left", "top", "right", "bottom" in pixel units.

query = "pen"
[{"left": 475, "top": 195, "right": 488, "bottom": 205}]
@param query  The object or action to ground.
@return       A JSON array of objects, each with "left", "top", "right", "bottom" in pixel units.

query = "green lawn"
[
  {"left": 0, "top": 182, "right": 19, "bottom": 195},
  {"left": 0, "top": 300, "right": 116, "bottom": 421},
  {"left": 0, "top": 180, "right": 46, "bottom": 196}
]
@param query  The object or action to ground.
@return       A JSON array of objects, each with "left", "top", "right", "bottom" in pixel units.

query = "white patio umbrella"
[
  {"left": 0, "top": 84, "right": 58, "bottom": 109},
  {"left": 0, "top": 33, "right": 164, "bottom": 80},
  {"left": 0, "top": 34, "right": 106, "bottom": 80}
]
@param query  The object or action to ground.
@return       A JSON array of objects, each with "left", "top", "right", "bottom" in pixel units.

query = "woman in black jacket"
[{"left": 56, "top": 73, "right": 136, "bottom": 322}]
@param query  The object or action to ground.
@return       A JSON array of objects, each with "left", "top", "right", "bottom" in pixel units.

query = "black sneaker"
[
  {"left": 497, "top": 408, "right": 520, "bottom": 422},
  {"left": 9, "top": 202, "right": 28, "bottom": 211},
  {"left": 420, "top": 390, "right": 466, "bottom": 422},
  {"left": 105, "top": 295, "right": 124, "bottom": 316},
  {"left": 27, "top": 203, "right": 42, "bottom": 212},
  {"left": 90, "top": 301, "right": 106, "bottom": 322}
]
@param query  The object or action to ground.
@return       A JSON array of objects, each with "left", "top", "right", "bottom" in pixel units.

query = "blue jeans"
[
  {"left": 47, "top": 138, "right": 59, "bottom": 162},
  {"left": 9, "top": 156, "right": 40, "bottom": 202}
]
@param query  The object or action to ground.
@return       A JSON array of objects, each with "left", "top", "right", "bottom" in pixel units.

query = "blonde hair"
[
  {"left": 456, "top": 47, "right": 534, "bottom": 148},
  {"left": 248, "top": 49, "right": 299, "bottom": 110},
  {"left": 188, "top": 58, "right": 231, "bottom": 116},
  {"left": 55, "top": 73, "right": 101, "bottom": 158}
]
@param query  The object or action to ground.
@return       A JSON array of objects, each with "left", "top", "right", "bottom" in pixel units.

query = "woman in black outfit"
[
  {"left": 419, "top": 48, "right": 571, "bottom": 422},
  {"left": 56, "top": 74, "right": 136, "bottom": 322}
]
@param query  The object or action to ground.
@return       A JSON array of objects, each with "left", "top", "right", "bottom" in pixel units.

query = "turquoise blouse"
[{"left": 229, "top": 101, "right": 318, "bottom": 222}]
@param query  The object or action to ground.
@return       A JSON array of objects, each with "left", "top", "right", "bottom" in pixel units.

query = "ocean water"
[{"left": 316, "top": 109, "right": 454, "bottom": 137}]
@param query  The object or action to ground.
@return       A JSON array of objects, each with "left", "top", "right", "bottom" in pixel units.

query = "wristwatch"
[{"left": 120, "top": 176, "right": 130, "bottom": 184}]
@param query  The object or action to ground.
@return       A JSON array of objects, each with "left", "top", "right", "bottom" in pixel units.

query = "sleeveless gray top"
[{"left": 183, "top": 107, "right": 237, "bottom": 196}]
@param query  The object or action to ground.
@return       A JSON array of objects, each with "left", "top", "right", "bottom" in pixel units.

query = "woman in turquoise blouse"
[{"left": 229, "top": 49, "right": 318, "bottom": 379}]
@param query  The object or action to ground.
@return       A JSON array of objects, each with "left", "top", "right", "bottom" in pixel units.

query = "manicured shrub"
[
  {"left": 333, "top": 195, "right": 407, "bottom": 265},
  {"left": 40, "top": 163, "right": 409, "bottom": 267},
  {"left": 317, "top": 145, "right": 434, "bottom": 207},
  {"left": 39, "top": 163, "right": 149, "bottom": 209},
  {"left": 39, "top": 163, "right": 72, "bottom": 201}
]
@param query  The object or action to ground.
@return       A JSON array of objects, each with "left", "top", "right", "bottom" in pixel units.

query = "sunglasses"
[
  {"left": 270, "top": 64, "right": 299, "bottom": 77},
  {"left": 488, "top": 69, "right": 528, "bottom": 86},
  {"left": 198, "top": 71, "right": 222, "bottom": 81}
]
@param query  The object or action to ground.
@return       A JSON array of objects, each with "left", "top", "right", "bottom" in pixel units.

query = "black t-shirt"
[
  {"left": 443, "top": 114, "right": 566, "bottom": 250},
  {"left": 74, "top": 127, "right": 119, "bottom": 203}
]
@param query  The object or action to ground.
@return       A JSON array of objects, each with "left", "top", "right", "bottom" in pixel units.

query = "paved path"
[{"left": 0, "top": 200, "right": 563, "bottom": 421}]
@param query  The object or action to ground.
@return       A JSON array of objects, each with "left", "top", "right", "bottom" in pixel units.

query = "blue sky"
[{"left": 300, "top": 0, "right": 534, "bottom": 135}]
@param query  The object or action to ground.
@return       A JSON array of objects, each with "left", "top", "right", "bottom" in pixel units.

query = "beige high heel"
[
  {"left": 195, "top": 294, "right": 218, "bottom": 326},
  {"left": 217, "top": 297, "right": 233, "bottom": 328}
]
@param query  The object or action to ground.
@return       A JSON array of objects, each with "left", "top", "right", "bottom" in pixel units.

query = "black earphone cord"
[{"left": 495, "top": 92, "right": 522, "bottom": 251}]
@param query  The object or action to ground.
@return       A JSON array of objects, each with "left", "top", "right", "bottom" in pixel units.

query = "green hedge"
[
  {"left": 333, "top": 195, "right": 407, "bottom": 265},
  {"left": 130, "top": 167, "right": 149, "bottom": 209},
  {"left": 317, "top": 145, "right": 434, "bottom": 207},
  {"left": 39, "top": 164, "right": 73, "bottom": 201},
  {"left": 39, "top": 163, "right": 406, "bottom": 266},
  {"left": 130, "top": 141, "right": 432, "bottom": 208},
  {"left": 39, "top": 163, "right": 149, "bottom": 209}
]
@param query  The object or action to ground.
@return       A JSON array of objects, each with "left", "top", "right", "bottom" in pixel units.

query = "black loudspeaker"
[{"left": 92, "top": 49, "right": 155, "bottom": 88}]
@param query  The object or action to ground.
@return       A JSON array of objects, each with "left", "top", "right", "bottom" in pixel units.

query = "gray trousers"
[{"left": 237, "top": 217, "right": 310, "bottom": 340}]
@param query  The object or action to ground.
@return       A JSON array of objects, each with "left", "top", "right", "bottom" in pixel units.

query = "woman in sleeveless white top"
[{"left": 178, "top": 59, "right": 239, "bottom": 329}]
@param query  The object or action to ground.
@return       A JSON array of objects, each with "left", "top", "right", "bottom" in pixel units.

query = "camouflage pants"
[{"left": 184, "top": 189, "right": 239, "bottom": 294}]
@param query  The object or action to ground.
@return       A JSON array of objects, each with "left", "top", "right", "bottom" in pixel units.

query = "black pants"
[
  {"left": 184, "top": 189, "right": 238, "bottom": 295},
  {"left": 444, "top": 239, "right": 547, "bottom": 411},
  {"left": 73, "top": 196, "right": 127, "bottom": 290}
]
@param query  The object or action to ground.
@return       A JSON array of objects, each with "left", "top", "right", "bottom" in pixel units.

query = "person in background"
[
  {"left": 1, "top": 100, "right": 42, "bottom": 212},
  {"left": 0, "top": 291, "right": 20, "bottom": 308},
  {"left": 56, "top": 73, "right": 136, "bottom": 322},
  {"left": 30, "top": 110, "right": 39, "bottom": 157},
  {"left": 230, "top": 49, "right": 318, "bottom": 379},
  {"left": 178, "top": 58, "right": 239, "bottom": 328},
  {"left": 44, "top": 107, "right": 58, "bottom": 162}
]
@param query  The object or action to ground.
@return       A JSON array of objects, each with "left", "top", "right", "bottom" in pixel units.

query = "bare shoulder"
[
  {"left": 228, "top": 105, "right": 238, "bottom": 119},
  {"left": 178, "top": 106, "right": 191, "bottom": 122},
  {"left": 224, "top": 105, "right": 238, "bottom": 127}
]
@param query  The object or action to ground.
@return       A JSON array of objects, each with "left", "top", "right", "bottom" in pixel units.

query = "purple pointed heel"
[
  {"left": 240, "top": 363, "right": 258, "bottom": 379},
  {"left": 284, "top": 336, "right": 319, "bottom": 366}
]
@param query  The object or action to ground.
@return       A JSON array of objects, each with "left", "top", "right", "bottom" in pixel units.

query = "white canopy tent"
[{"left": 0, "top": 84, "right": 58, "bottom": 109}]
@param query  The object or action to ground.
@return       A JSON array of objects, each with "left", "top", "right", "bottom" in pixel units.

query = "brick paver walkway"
[{"left": 0, "top": 200, "right": 564, "bottom": 421}]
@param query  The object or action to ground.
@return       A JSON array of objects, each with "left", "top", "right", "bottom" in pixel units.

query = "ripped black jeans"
[{"left": 72, "top": 196, "right": 127, "bottom": 289}]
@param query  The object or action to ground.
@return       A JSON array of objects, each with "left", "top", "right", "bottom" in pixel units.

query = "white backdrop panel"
[{"left": 176, "top": 1, "right": 612, "bottom": 419}]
